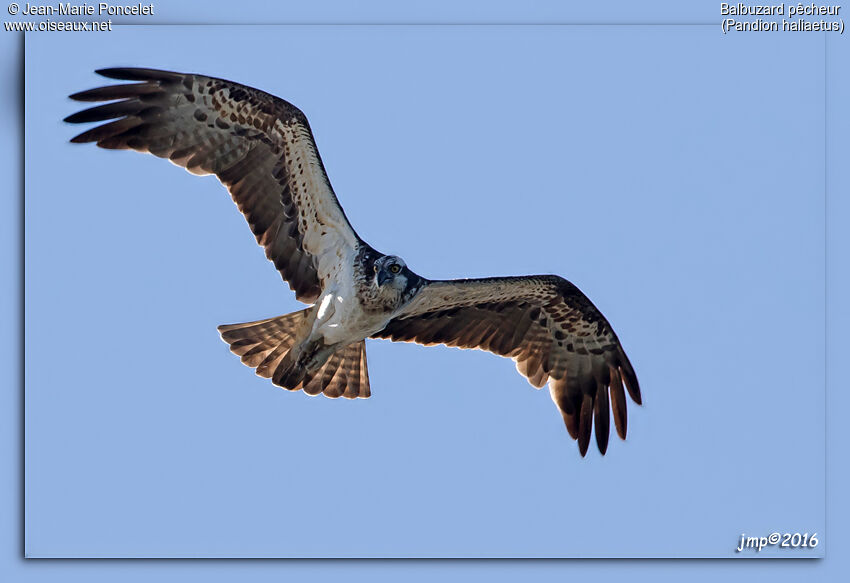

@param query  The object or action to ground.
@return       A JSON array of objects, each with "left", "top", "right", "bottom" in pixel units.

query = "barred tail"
[{"left": 217, "top": 311, "right": 371, "bottom": 399}]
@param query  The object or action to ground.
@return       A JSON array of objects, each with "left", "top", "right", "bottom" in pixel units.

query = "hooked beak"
[{"left": 376, "top": 269, "right": 391, "bottom": 286}]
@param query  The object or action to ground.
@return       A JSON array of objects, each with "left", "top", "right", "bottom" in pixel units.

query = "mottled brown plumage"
[
  {"left": 66, "top": 68, "right": 641, "bottom": 457},
  {"left": 373, "top": 276, "right": 640, "bottom": 455},
  {"left": 67, "top": 67, "right": 358, "bottom": 303}
]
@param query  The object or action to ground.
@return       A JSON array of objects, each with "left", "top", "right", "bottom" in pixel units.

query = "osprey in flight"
[{"left": 66, "top": 68, "right": 641, "bottom": 456}]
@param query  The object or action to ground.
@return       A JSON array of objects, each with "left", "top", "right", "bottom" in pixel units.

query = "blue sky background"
[{"left": 3, "top": 0, "right": 849, "bottom": 580}]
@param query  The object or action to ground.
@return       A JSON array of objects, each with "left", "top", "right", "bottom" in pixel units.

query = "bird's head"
[{"left": 373, "top": 255, "right": 408, "bottom": 289}]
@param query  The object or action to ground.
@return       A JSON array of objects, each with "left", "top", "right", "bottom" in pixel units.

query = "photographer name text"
[{"left": 17, "top": 2, "right": 152, "bottom": 16}]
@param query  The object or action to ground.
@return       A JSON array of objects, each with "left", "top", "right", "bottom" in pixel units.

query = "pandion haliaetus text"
[{"left": 66, "top": 68, "right": 641, "bottom": 457}]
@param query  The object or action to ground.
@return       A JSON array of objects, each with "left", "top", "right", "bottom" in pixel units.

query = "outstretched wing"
[
  {"left": 372, "top": 275, "right": 640, "bottom": 456},
  {"left": 65, "top": 68, "right": 360, "bottom": 303}
]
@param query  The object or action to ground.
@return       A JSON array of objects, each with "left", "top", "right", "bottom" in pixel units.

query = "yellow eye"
[
  {"left": 389, "top": 264, "right": 401, "bottom": 274},
  {"left": 373, "top": 265, "right": 379, "bottom": 272}
]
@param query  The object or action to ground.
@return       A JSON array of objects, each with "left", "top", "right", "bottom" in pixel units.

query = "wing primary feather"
[
  {"left": 564, "top": 411, "right": 579, "bottom": 439},
  {"left": 577, "top": 393, "right": 593, "bottom": 457},
  {"left": 609, "top": 366, "right": 628, "bottom": 439},
  {"left": 69, "top": 117, "right": 143, "bottom": 144},
  {"left": 95, "top": 67, "right": 184, "bottom": 82},
  {"left": 64, "top": 101, "right": 156, "bottom": 124},
  {"left": 620, "top": 360, "right": 642, "bottom": 404},
  {"left": 69, "top": 82, "right": 160, "bottom": 102},
  {"left": 594, "top": 380, "right": 610, "bottom": 455}
]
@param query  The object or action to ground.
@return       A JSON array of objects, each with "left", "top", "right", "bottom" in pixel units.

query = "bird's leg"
[
  {"left": 302, "top": 340, "right": 338, "bottom": 373},
  {"left": 274, "top": 337, "right": 338, "bottom": 389}
]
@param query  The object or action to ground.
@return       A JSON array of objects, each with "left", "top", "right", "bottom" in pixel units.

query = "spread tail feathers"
[{"left": 217, "top": 311, "right": 371, "bottom": 399}]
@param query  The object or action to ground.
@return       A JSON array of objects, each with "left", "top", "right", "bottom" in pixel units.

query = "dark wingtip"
[
  {"left": 96, "top": 67, "right": 141, "bottom": 79},
  {"left": 64, "top": 117, "right": 142, "bottom": 147},
  {"left": 619, "top": 357, "right": 642, "bottom": 405},
  {"left": 624, "top": 373, "right": 642, "bottom": 405},
  {"left": 63, "top": 110, "right": 95, "bottom": 124},
  {"left": 594, "top": 384, "right": 610, "bottom": 455},
  {"left": 578, "top": 438, "right": 589, "bottom": 457},
  {"left": 577, "top": 394, "right": 592, "bottom": 457},
  {"left": 596, "top": 438, "right": 608, "bottom": 456},
  {"left": 68, "top": 89, "right": 94, "bottom": 102},
  {"left": 95, "top": 67, "right": 182, "bottom": 82},
  {"left": 69, "top": 82, "right": 163, "bottom": 104}
]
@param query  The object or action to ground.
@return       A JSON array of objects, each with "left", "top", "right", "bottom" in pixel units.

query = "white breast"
[
  {"left": 310, "top": 253, "right": 391, "bottom": 346},
  {"left": 314, "top": 291, "right": 392, "bottom": 346}
]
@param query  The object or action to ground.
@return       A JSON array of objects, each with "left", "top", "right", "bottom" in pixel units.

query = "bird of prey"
[{"left": 66, "top": 68, "right": 641, "bottom": 456}]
